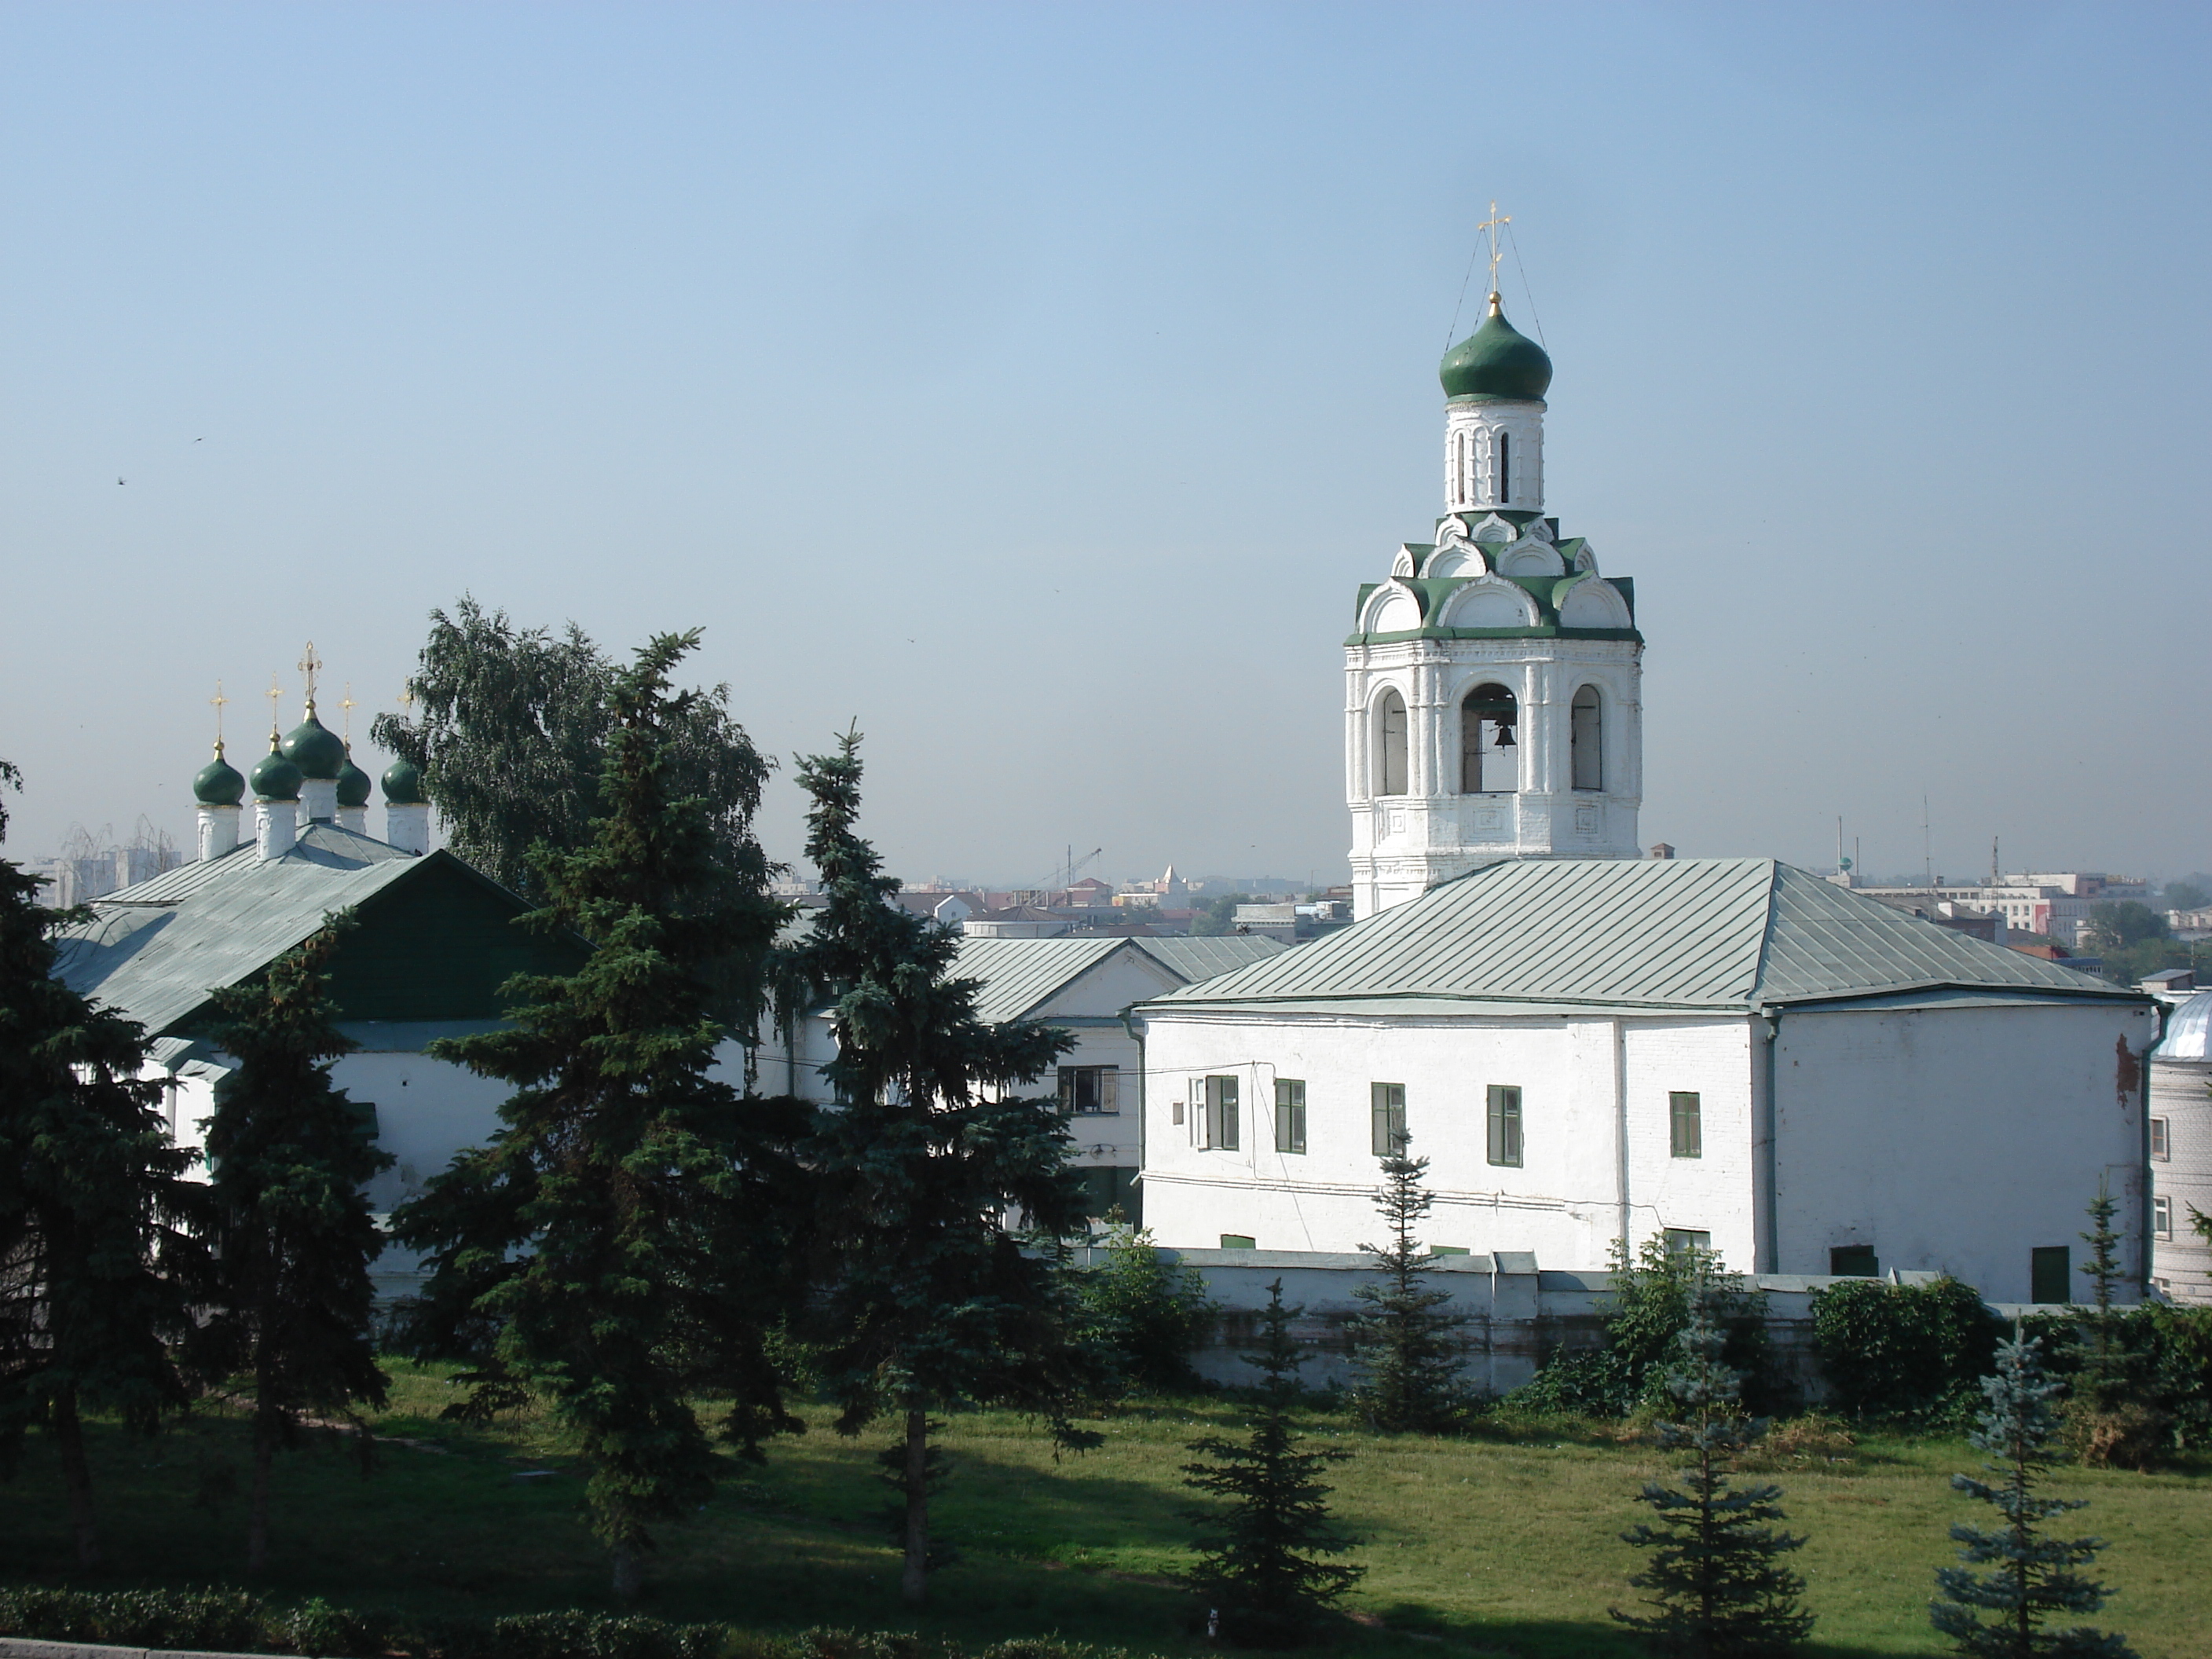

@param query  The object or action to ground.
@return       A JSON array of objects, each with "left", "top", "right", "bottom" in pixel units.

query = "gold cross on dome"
[
  {"left": 396, "top": 680, "right": 416, "bottom": 715},
  {"left": 210, "top": 680, "right": 229, "bottom": 744},
  {"left": 1477, "top": 200, "right": 1511, "bottom": 300},
  {"left": 339, "top": 683, "right": 357, "bottom": 743},
  {"left": 266, "top": 673, "right": 283, "bottom": 738},
  {"left": 298, "top": 642, "right": 322, "bottom": 710}
]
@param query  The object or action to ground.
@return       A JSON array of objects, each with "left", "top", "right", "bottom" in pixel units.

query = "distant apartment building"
[{"left": 1844, "top": 871, "right": 2148, "bottom": 947}]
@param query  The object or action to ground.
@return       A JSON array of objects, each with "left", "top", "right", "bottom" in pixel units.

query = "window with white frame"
[
  {"left": 1275, "top": 1079, "right": 1307, "bottom": 1154},
  {"left": 1058, "top": 1066, "right": 1119, "bottom": 1115},
  {"left": 2151, "top": 1117, "right": 2170, "bottom": 1160},
  {"left": 1370, "top": 1082, "right": 1406, "bottom": 1157},
  {"left": 2155, "top": 1196, "right": 2173, "bottom": 1239}
]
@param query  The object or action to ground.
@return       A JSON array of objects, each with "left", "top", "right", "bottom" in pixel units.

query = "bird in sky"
[{"left": 117, "top": 478, "right": 125, "bottom": 485}]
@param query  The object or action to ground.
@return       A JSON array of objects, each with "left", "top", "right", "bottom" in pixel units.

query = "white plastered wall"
[
  {"left": 1771, "top": 1001, "right": 2155, "bottom": 1301},
  {"left": 1137, "top": 1008, "right": 1754, "bottom": 1268}
]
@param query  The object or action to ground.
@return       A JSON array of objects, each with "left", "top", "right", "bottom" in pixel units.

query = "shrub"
[
  {"left": 0, "top": 1587, "right": 269, "bottom": 1652},
  {"left": 1810, "top": 1275, "right": 2002, "bottom": 1421},
  {"left": 1079, "top": 1223, "right": 1215, "bottom": 1394}
]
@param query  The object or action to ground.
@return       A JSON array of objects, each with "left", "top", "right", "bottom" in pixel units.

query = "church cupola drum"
[{"left": 1348, "top": 242, "right": 1643, "bottom": 918}]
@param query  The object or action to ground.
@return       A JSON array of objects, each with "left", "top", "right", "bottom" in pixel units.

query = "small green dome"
[
  {"left": 1439, "top": 295, "right": 1553, "bottom": 401},
  {"left": 193, "top": 742, "right": 246, "bottom": 807},
  {"left": 382, "top": 757, "right": 426, "bottom": 805},
  {"left": 250, "top": 740, "right": 303, "bottom": 802},
  {"left": 336, "top": 749, "right": 373, "bottom": 809},
  {"left": 279, "top": 707, "right": 347, "bottom": 780}
]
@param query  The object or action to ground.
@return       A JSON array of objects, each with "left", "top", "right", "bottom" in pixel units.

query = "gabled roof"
[
  {"left": 1133, "top": 935, "right": 1290, "bottom": 983},
  {"left": 952, "top": 935, "right": 1136, "bottom": 1024},
  {"left": 52, "top": 825, "right": 539, "bottom": 1038},
  {"left": 1143, "top": 859, "right": 2141, "bottom": 1017}
]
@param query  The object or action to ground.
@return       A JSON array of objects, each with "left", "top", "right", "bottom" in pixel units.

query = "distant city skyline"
[{"left": 4, "top": 3, "right": 2207, "bottom": 884}]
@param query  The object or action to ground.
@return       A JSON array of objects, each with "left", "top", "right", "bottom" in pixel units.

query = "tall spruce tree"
[
  {"left": 200, "top": 919, "right": 393, "bottom": 1575},
  {"left": 0, "top": 762, "right": 206, "bottom": 1568},
  {"left": 1182, "top": 1280, "right": 1364, "bottom": 1645},
  {"left": 1611, "top": 1271, "right": 1814, "bottom": 1657},
  {"left": 390, "top": 631, "right": 801, "bottom": 1599},
  {"left": 1931, "top": 1339, "right": 2137, "bottom": 1659},
  {"left": 795, "top": 728, "right": 1100, "bottom": 1610},
  {"left": 1343, "top": 1141, "right": 1470, "bottom": 1434}
]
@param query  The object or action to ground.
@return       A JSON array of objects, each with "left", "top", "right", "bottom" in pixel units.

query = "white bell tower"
[{"left": 1346, "top": 277, "right": 1644, "bottom": 920}]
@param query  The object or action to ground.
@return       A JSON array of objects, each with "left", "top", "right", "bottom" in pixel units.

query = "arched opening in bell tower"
[
  {"left": 1459, "top": 683, "right": 1518, "bottom": 793},
  {"left": 1496, "top": 431, "right": 1511, "bottom": 506},
  {"left": 1571, "top": 684, "right": 1603, "bottom": 790},
  {"left": 1376, "top": 690, "right": 1408, "bottom": 797}
]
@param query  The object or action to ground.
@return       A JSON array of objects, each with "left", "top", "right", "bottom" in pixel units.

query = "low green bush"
[
  {"left": 0, "top": 1591, "right": 1144, "bottom": 1659},
  {"left": 1808, "top": 1275, "right": 2001, "bottom": 1423}
]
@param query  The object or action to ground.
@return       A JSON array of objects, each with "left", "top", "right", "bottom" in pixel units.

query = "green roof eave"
[{"left": 1444, "top": 394, "right": 1547, "bottom": 408}]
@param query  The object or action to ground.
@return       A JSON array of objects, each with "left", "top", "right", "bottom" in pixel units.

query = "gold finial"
[
  {"left": 298, "top": 641, "right": 323, "bottom": 714},
  {"left": 339, "top": 683, "right": 357, "bottom": 745},
  {"left": 266, "top": 673, "right": 283, "bottom": 745},
  {"left": 396, "top": 680, "right": 417, "bottom": 716},
  {"left": 211, "top": 680, "right": 229, "bottom": 756},
  {"left": 1477, "top": 200, "right": 1511, "bottom": 309}
]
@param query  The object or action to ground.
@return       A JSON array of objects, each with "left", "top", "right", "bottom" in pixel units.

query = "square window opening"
[
  {"left": 2031, "top": 1245, "right": 2072, "bottom": 1305},
  {"left": 1829, "top": 1244, "right": 1879, "bottom": 1277},
  {"left": 1663, "top": 1229, "right": 1712, "bottom": 1257},
  {"left": 1059, "top": 1065, "right": 1119, "bottom": 1116},
  {"left": 1219, "top": 1233, "right": 1256, "bottom": 1251}
]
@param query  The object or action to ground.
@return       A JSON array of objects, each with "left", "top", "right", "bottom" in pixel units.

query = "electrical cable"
[{"left": 1506, "top": 221, "right": 1547, "bottom": 350}]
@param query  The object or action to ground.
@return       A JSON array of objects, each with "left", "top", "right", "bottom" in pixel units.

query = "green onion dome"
[
  {"left": 249, "top": 738, "right": 303, "bottom": 802},
  {"left": 279, "top": 706, "right": 347, "bottom": 780},
  {"left": 1439, "top": 294, "right": 1553, "bottom": 401},
  {"left": 336, "top": 748, "right": 373, "bottom": 809},
  {"left": 381, "top": 756, "right": 427, "bottom": 806},
  {"left": 193, "top": 741, "right": 247, "bottom": 807}
]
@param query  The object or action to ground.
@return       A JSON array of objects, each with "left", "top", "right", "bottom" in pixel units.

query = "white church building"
[{"left": 1132, "top": 287, "right": 2156, "bottom": 1306}]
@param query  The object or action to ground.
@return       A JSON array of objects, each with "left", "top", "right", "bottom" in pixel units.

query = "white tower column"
[
  {"left": 197, "top": 804, "right": 240, "bottom": 861},
  {"left": 256, "top": 799, "right": 297, "bottom": 859},
  {"left": 386, "top": 802, "right": 430, "bottom": 855}
]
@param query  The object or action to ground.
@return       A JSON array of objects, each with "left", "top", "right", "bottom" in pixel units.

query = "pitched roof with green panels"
[
  {"left": 1143, "top": 859, "right": 2139, "bottom": 1017},
  {"left": 53, "top": 824, "right": 583, "bottom": 1038},
  {"left": 1133, "top": 935, "right": 1289, "bottom": 983},
  {"left": 951, "top": 935, "right": 1137, "bottom": 1024}
]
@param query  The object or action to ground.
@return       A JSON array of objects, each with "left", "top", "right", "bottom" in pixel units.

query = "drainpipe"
[
  {"left": 1612, "top": 1016, "right": 1629, "bottom": 1250},
  {"left": 1758, "top": 1009, "right": 1782, "bottom": 1275}
]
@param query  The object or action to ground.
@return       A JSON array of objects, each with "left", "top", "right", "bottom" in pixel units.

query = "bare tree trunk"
[
  {"left": 52, "top": 1386, "right": 101, "bottom": 1569},
  {"left": 900, "top": 1407, "right": 930, "bottom": 1610},
  {"left": 611, "top": 1543, "right": 643, "bottom": 1602}
]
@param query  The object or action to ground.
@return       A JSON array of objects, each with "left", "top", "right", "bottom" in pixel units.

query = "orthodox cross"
[
  {"left": 265, "top": 673, "right": 283, "bottom": 739},
  {"left": 210, "top": 680, "right": 229, "bottom": 748},
  {"left": 298, "top": 641, "right": 323, "bottom": 712},
  {"left": 1477, "top": 200, "right": 1511, "bottom": 301},
  {"left": 339, "top": 683, "right": 357, "bottom": 744}
]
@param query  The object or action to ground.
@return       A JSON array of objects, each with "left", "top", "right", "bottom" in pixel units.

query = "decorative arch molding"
[
  {"left": 1569, "top": 543, "right": 1600, "bottom": 573},
  {"left": 1361, "top": 581, "right": 1424, "bottom": 635},
  {"left": 1389, "top": 546, "right": 1419, "bottom": 579},
  {"left": 1467, "top": 513, "right": 1519, "bottom": 544},
  {"left": 1438, "top": 575, "right": 1540, "bottom": 630},
  {"left": 1425, "top": 545, "right": 1489, "bottom": 579},
  {"left": 1555, "top": 575, "right": 1633, "bottom": 629},
  {"left": 1495, "top": 537, "right": 1566, "bottom": 577}
]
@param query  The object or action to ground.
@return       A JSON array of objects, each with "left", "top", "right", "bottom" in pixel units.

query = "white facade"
[
  {"left": 2148, "top": 991, "right": 2212, "bottom": 1302},
  {"left": 1136, "top": 997, "right": 2154, "bottom": 1302}
]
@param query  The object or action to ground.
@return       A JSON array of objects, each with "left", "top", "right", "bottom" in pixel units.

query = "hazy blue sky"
[{"left": 5, "top": 2, "right": 2207, "bottom": 888}]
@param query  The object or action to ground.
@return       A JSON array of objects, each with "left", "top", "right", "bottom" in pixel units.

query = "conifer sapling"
[{"left": 1343, "top": 1138, "right": 1470, "bottom": 1434}]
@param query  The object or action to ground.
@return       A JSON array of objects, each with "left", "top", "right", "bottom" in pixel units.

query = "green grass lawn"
[{"left": 2, "top": 1370, "right": 2206, "bottom": 1659}]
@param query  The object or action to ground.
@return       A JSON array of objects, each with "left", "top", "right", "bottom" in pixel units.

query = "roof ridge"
[{"left": 1749, "top": 857, "right": 1786, "bottom": 1005}]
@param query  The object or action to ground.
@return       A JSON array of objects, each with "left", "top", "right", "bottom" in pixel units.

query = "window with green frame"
[
  {"left": 1668, "top": 1091, "right": 1701, "bottom": 1158},
  {"left": 1486, "top": 1084, "right": 1522, "bottom": 1166},
  {"left": 1202, "top": 1075, "right": 1240, "bottom": 1151},
  {"left": 1275, "top": 1079, "right": 1306, "bottom": 1154},
  {"left": 2031, "top": 1245, "right": 2072, "bottom": 1304},
  {"left": 1370, "top": 1082, "right": 1406, "bottom": 1156}
]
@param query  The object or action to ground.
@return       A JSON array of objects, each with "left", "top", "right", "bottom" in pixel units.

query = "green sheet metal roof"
[
  {"left": 55, "top": 825, "right": 474, "bottom": 1037},
  {"left": 1144, "top": 859, "right": 2139, "bottom": 1016},
  {"left": 952, "top": 935, "right": 1136, "bottom": 1024},
  {"left": 1133, "top": 935, "right": 1290, "bottom": 983}
]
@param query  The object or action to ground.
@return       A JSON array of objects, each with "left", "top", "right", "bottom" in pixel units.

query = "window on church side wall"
[
  {"left": 1571, "top": 685, "right": 1602, "bottom": 791},
  {"left": 1668, "top": 1091, "right": 1701, "bottom": 1157},
  {"left": 1371, "top": 1082, "right": 1406, "bottom": 1158},
  {"left": 1378, "top": 690, "right": 1408, "bottom": 796},
  {"left": 1460, "top": 683, "right": 1518, "bottom": 793},
  {"left": 1485, "top": 1084, "right": 1522, "bottom": 1166},
  {"left": 1497, "top": 430, "right": 1511, "bottom": 504},
  {"left": 2152, "top": 1117, "right": 2170, "bottom": 1159}
]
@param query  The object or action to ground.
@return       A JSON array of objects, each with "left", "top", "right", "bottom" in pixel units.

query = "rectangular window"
[
  {"left": 1663, "top": 1229, "right": 1712, "bottom": 1256},
  {"left": 1370, "top": 1082, "right": 1407, "bottom": 1157},
  {"left": 1171, "top": 1099, "right": 1184, "bottom": 1126},
  {"left": 2154, "top": 1196, "right": 2173, "bottom": 1239},
  {"left": 2031, "top": 1245, "right": 2072, "bottom": 1305},
  {"left": 1668, "top": 1091, "right": 1702, "bottom": 1158},
  {"left": 1203, "top": 1075, "right": 1240, "bottom": 1152},
  {"left": 1486, "top": 1083, "right": 1522, "bottom": 1166},
  {"left": 1219, "top": 1233, "right": 1255, "bottom": 1251},
  {"left": 2151, "top": 1117, "right": 2170, "bottom": 1160},
  {"left": 1275, "top": 1079, "right": 1307, "bottom": 1154},
  {"left": 1829, "top": 1244, "right": 1880, "bottom": 1277},
  {"left": 1058, "top": 1065, "right": 1119, "bottom": 1116}
]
